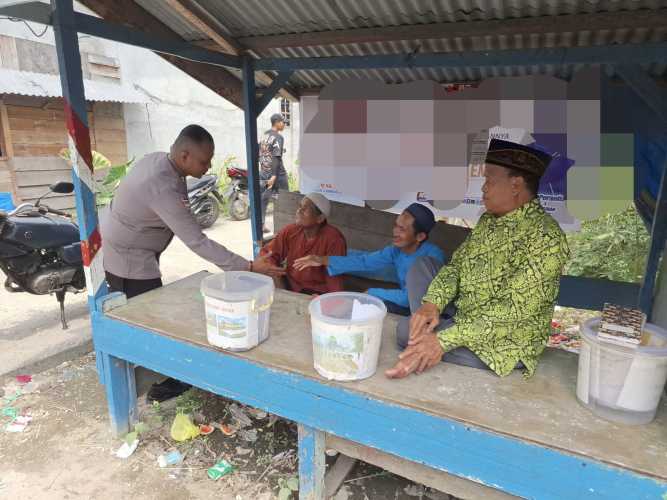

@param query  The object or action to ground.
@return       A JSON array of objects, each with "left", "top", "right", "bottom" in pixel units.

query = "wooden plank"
[
  {"left": 0, "top": 100, "right": 14, "bottom": 159},
  {"left": 237, "top": 9, "right": 667, "bottom": 50},
  {"left": 6, "top": 105, "right": 65, "bottom": 121},
  {"left": 92, "top": 129, "right": 126, "bottom": 143},
  {"left": 161, "top": 0, "right": 297, "bottom": 101},
  {"left": 13, "top": 144, "right": 66, "bottom": 157},
  {"left": 10, "top": 156, "right": 67, "bottom": 171},
  {"left": 16, "top": 169, "right": 72, "bottom": 187},
  {"left": 106, "top": 274, "right": 667, "bottom": 482},
  {"left": 0, "top": 35, "right": 19, "bottom": 70},
  {"left": 326, "top": 434, "right": 518, "bottom": 500},
  {"left": 324, "top": 454, "right": 357, "bottom": 498}
]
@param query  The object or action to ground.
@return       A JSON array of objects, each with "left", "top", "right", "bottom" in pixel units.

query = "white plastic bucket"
[
  {"left": 577, "top": 317, "right": 667, "bottom": 425},
  {"left": 309, "top": 292, "right": 387, "bottom": 381},
  {"left": 201, "top": 272, "right": 274, "bottom": 352}
]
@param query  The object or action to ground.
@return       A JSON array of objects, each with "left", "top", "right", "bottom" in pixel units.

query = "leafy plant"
[
  {"left": 59, "top": 148, "right": 134, "bottom": 206},
  {"left": 277, "top": 477, "right": 299, "bottom": 500},
  {"left": 565, "top": 205, "right": 650, "bottom": 283},
  {"left": 288, "top": 170, "right": 299, "bottom": 192},
  {"left": 174, "top": 388, "right": 203, "bottom": 415}
]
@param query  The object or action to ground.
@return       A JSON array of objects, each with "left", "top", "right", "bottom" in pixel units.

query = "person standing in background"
[{"left": 258, "top": 113, "right": 289, "bottom": 234}]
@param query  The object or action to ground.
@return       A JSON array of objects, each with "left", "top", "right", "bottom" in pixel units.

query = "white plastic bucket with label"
[
  {"left": 201, "top": 272, "right": 274, "bottom": 352},
  {"left": 577, "top": 317, "right": 667, "bottom": 425},
  {"left": 309, "top": 292, "right": 387, "bottom": 381}
]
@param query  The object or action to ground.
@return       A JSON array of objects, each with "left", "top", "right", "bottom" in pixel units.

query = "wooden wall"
[{"left": 0, "top": 95, "right": 128, "bottom": 210}]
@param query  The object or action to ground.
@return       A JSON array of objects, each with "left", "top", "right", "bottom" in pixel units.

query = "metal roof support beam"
[
  {"left": 615, "top": 65, "right": 667, "bottom": 128},
  {"left": 255, "top": 71, "right": 293, "bottom": 117},
  {"left": 237, "top": 9, "right": 667, "bottom": 51},
  {"left": 162, "top": 0, "right": 298, "bottom": 101},
  {"left": 241, "top": 57, "right": 263, "bottom": 257},
  {"left": 639, "top": 159, "right": 667, "bottom": 319},
  {"left": 254, "top": 42, "right": 667, "bottom": 72}
]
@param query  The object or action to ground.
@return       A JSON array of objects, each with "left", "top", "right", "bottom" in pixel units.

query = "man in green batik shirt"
[{"left": 386, "top": 139, "right": 570, "bottom": 379}]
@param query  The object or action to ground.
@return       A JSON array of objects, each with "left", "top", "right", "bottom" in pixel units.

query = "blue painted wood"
[
  {"left": 255, "top": 71, "right": 294, "bottom": 116},
  {"left": 298, "top": 424, "right": 325, "bottom": 500},
  {"left": 0, "top": 2, "right": 241, "bottom": 69},
  {"left": 242, "top": 56, "right": 263, "bottom": 256},
  {"left": 558, "top": 275, "right": 640, "bottom": 310},
  {"left": 99, "top": 350, "right": 137, "bottom": 437},
  {"left": 91, "top": 311, "right": 667, "bottom": 499},
  {"left": 639, "top": 159, "right": 667, "bottom": 318},
  {"left": 253, "top": 43, "right": 667, "bottom": 72}
]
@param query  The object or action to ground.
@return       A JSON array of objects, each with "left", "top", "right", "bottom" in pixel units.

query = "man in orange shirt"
[{"left": 261, "top": 193, "right": 346, "bottom": 294}]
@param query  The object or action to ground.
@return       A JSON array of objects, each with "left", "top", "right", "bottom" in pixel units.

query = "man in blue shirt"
[{"left": 293, "top": 203, "right": 445, "bottom": 315}]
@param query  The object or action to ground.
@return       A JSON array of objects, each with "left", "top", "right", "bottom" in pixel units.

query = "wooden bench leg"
[
  {"left": 100, "top": 351, "right": 137, "bottom": 437},
  {"left": 324, "top": 454, "right": 358, "bottom": 498},
  {"left": 298, "top": 424, "right": 325, "bottom": 500}
]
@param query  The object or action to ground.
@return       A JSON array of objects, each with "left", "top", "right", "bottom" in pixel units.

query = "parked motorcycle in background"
[
  {"left": 222, "top": 166, "right": 250, "bottom": 221},
  {"left": 187, "top": 174, "right": 223, "bottom": 228},
  {"left": 0, "top": 182, "right": 85, "bottom": 329}
]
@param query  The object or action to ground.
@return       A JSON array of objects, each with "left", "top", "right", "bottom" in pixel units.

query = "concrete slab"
[{"left": 0, "top": 215, "right": 258, "bottom": 377}]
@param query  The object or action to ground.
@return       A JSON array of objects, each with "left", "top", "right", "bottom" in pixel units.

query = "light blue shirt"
[{"left": 327, "top": 242, "right": 445, "bottom": 308}]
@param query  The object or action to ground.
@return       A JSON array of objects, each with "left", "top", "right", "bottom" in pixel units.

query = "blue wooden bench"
[{"left": 94, "top": 270, "right": 666, "bottom": 499}]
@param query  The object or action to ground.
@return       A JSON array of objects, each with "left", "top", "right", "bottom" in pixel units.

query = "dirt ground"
[{"left": 0, "top": 354, "right": 454, "bottom": 500}]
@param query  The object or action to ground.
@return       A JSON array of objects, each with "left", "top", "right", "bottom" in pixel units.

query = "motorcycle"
[
  {"left": 0, "top": 181, "right": 85, "bottom": 329},
  {"left": 222, "top": 167, "right": 250, "bottom": 221},
  {"left": 187, "top": 174, "right": 224, "bottom": 229}
]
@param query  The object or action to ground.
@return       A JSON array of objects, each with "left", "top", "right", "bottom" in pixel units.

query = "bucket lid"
[
  {"left": 201, "top": 272, "right": 274, "bottom": 302},
  {"left": 581, "top": 317, "right": 667, "bottom": 357}
]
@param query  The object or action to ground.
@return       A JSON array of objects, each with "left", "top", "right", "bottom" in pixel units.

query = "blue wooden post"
[
  {"left": 241, "top": 56, "right": 263, "bottom": 257},
  {"left": 639, "top": 159, "right": 667, "bottom": 318},
  {"left": 100, "top": 351, "right": 137, "bottom": 436},
  {"left": 51, "top": 0, "right": 107, "bottom": 309},
  {"left": 298, "top": 424, "right": 326, "bottom": 499}
]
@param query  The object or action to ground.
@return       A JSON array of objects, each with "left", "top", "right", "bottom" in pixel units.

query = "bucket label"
[
  {"left": 312, "top": 321, "right": 381, "bottom": 379},
  {"left": 205, "top": 296, "right": 258, "bottom": 349}
]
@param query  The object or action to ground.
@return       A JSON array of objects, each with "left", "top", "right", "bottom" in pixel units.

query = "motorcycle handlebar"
[{"left": 47, "top": 207, "right": 71, "bottom": 217}]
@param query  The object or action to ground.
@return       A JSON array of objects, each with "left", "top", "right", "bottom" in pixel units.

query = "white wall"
[{"left": 0, "top": 0, "right": 300, "bottom": 174}]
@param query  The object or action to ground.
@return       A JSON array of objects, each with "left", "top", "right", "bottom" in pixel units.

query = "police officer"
[
  {"left": 102, "top": 124, "right": 284, "bottom": 298},
  {"left": 101, "top": 125, "right": 284, "bottom": 402}
]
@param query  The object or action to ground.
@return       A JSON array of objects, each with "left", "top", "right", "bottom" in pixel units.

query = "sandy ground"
[{"left": 0, "top": 215, "right": 258, "bottom": 377}]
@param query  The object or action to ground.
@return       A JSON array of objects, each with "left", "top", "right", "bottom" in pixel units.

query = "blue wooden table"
[{"left": 92, "top": 272, "right": 667, "bottom": 500}]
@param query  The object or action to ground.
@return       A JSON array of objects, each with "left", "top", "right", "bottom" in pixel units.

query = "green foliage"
[
  {"left": 59, "top": 148, "right": 134, "bottom": 206},
  {"left": 174, "top": 388, "right": 203, "bottom": 415},
  {"left": 288, "top": 170, "right": 299, "bottom": 192},
  {"left": 277, "top": 477, "right": 299, "bottom": 499},
  {"left": 565, "top": 205, "right": 650, "bottom": 283}
]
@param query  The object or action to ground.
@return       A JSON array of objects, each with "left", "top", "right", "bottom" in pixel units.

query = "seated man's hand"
[
  {"left": 252, "top": 252, "right": 287, "bottom": 277},
  {"left": 385, "top": 333, "right": 444, "bottom": 379},
  {"left": 293, "top": 255, "right": 326, "bottom": 271},
  {"left": 408, "top": 302, "right": 440, "bottom": 343}
]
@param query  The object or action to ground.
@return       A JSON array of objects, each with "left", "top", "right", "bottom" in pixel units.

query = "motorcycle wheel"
[
  {"left": 195, "top": 195, "right": 220, "bottom": 228},
  {"left": 229, "top": 196, "right": 249, "bottom": 221}
]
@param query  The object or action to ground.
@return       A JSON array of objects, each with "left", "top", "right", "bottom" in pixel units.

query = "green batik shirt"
[{"left": 423, "top": 198, "right": 570, "bottom": 378}]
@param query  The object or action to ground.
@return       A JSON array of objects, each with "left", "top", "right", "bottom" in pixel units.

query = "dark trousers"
[
  {"left": 260, "top": 171, "right": 288, "bottom": 226},
  {"left": 105, "top": 272, "right": 162, "bottom": 299},
  {"left": 396, "top": 256, "right": 492, "bottom": 371},
  {"left": 104, "top": 271, "right": 168, "bottom": 394}
]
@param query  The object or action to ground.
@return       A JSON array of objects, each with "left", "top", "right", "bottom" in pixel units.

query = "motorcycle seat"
[{"left": 186, "top": 175, "right": 216, "bottom": 192}]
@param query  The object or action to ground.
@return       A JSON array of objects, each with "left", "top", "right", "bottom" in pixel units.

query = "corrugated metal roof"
[
  {"left": 0, "top": 69, "right": 148, "bottom": 103},
  {"left": 131, "top": 0, "right": 667, "bottom": 90}
]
